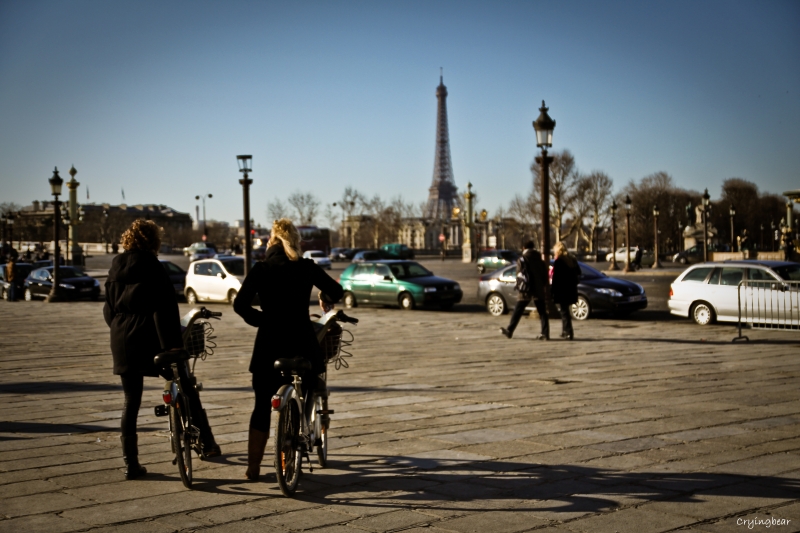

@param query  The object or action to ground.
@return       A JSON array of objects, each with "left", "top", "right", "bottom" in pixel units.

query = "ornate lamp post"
[
  {"left": 237, "top": 155, "right": 253, "bottom": 277},
  {"left": 6, "top": 213, "right": 14, "bottom": 255},
  {"left": 609, "top": 199, "right": 619, "bottom": 271},
  {"left": 47, "top": 167, "right": 64, "bottom": 302},
  {"left": 461, "top": 182, "right": 475, "bottom": 263},
  {"left": 195, "top": 193, "right": 213, "bottom": 238},
  {"left": 103, "top": 208, "right": 110, "bottom": 253},
  {"left": 678, "top": 218, "right": 684, "bottom": 254},
  {"left": 702, "top": 188, "right": 710, "bottom": 262},
  {"left": 623, "top": 195, "right": 633, "bottom": 272},
  {"left": 760, "top": 223, "right": 764, "bottom": 251},
  {"left": 652, "top": 205, "right": 662, "bottom": 269},
  {"left": 729, "top": 205, "right": 736, "bottom": 250},
  {"left": 65, "top": 166, "right": 84, "bottom": 266},
  {"left": 771, "top": 220, "right": 776, "bottom": 251},
  {"left": 533, "top": 100, "right": 555, "bottom": 262}
]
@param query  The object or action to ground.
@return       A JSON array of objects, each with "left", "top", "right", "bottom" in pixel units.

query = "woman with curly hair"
[
  {"left": 234, "top": 218, "right": 343, "bottom": 481},
  {"left": 551, "top": 241, "right": 581, "bottom": 340},
  {"left": 104, "top": 219, "right": 221, "bottom": 480}
]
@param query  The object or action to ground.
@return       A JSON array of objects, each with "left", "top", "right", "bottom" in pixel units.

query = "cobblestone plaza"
[{"left": 1, "top": 265, "right": 800, "bottom": 532}]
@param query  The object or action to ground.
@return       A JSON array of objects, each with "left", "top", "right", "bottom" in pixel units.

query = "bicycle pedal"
[
  {"left": 316, "top": 409, "right": 334, "bottom": 415},
  {"left": 154, "top": 405, "right": 169, "bottom": 417},
  {"left": 194, "top": 382, "right": 203, "bottom": 392}
]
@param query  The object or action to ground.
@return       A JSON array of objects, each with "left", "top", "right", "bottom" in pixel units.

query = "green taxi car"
[
  {"left": 339, "top": 260, "right": 462, "bottom": 310},
  {"left": 476, "top": 250, "right": 518, "bottom": 274}
]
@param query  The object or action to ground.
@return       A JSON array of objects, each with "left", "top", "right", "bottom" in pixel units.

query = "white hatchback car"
[
  {"left": 668, "top": 260, "right": 800, "bottom": 325},
  {"left": 303, "top": 250, "right": 331, "bottom": 270},
  {"left": 185, "top": 257, "right": 246, "bottom": 305}
]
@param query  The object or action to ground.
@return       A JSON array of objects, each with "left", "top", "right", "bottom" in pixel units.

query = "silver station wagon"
[{"left": 668, "top": 260, "right": 800, "bottom": 326}]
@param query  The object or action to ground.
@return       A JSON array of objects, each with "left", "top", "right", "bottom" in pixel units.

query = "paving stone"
[
  {"left": 256, "top": 507, "right": 353, "bottom": 530},
  {"left": 347, "top": 509, "right": 432, "bottom": 531},
  {"left": 0, "top": 491, "right": 91, "bottom": 517},
  {"left": 435, "top": 510, "right": 550, "bottom": 532},
  {"left": 0, "top": 513, "right": 86, "bottom": 533},
  {"left": 563, "top": 507, "right": 697, "bottom": 533}
]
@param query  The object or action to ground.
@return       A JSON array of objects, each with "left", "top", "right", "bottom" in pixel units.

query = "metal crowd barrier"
[{"left": 733, "top": 280, "right": 800, "bottom": 341}]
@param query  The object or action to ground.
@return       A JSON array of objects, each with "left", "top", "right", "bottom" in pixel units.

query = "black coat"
[
  {"left": 552, "top": 255, "right": 580, "bottom": 305},
  {"left": 233, "top": 246, "right": 343, "bottom": 375},
  {"left": 104, "top": 250, "right": 183, "bottom": 376},
  {"left": 518, "top": 249, "right": 548, "bottom": 301}
]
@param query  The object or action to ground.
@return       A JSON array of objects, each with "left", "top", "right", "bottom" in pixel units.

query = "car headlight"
[
  {"left": 635, "top": 283, "right": 645, "bottom": 294},
  {"left": 424, "top": 287, "right": 437, "bottom": 293},
  {"left": 59, "top": 283, "right": 75, "bottom": 289},
  {"left": 595, "top": 288, "right": 623, "bottom": 297},
  {"left": 93, "top": 279, "right": 100, "bottom": 287},
  {"left": 453, "top": 283, "right": 460, "bottom": 291}
]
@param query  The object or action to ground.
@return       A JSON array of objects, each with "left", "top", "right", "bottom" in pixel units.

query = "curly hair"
[
  {"left": 268, "top": 218, "right": 301, "bottom": 260},
  {"left": 554, "top": 241, "right": 569, "bottom": 258},
  {"left": 120, "top": 219, "right": 162, "bottom": 253}
]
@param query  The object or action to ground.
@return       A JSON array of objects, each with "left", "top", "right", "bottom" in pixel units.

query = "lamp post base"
[
  {"left": 623, "top": 264, "right": 635, "bottom": 273},
  {"left": 46, "top": 290, "right": 65, "bottom": 303},
  {"left": 607, "top": 262, "right": 620, "bottom": 271},
  {"left": 651, "top": 260, "right": 663, "bottom": 269}
]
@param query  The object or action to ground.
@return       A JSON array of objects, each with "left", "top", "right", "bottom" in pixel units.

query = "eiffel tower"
[{"left": 424, "top": 71, "right": 460, "bottom": 220}]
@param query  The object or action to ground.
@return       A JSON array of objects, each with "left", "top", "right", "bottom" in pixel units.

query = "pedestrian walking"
[
  {"left": 552, "top": 242, "right": 580, "bottom": 340},
  {"left": 632, "top": 246, "right": 643, "bottom": 270},
  {"left": 104, "top": 219, "right": 221, "bottom": 480},
  {"left": 6, "top": 256, "right": 17, "bottom": 301},
  {"left": 500, "top": 240, "right": 549, "bottom": 340}
]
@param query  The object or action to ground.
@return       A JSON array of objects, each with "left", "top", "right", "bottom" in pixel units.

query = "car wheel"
[
  {"left": 343, "top": 291, "right": 357, "bottom": 309},
  {"left": 691, "top": 302, "right": 715, "bottom": 326},
  {"left": 399, "top": 292, "right": 415, "bottom": 310},
  {"left": 186, "top": 289, "right": 198, "bottom": 305},
  {"left": 24, "top": 288, "right": 34, "bottom": 301},
  {"left": 486, "top": 293, "right": 507, "bottom": 316},
  {"left": 679, "top": 256, "right": 687, "bottom": 265},
  {"left": 227, "top": 289, "right": 238, "bottom": 305},
  {"left": 571, "top": 296, "right": 590, "bottom": 321}
]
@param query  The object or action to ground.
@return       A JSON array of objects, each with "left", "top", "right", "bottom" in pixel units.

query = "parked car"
[
  {"left": 303, "top": 250, "right": 332, "bottom": 270},
  {"left": 189, "top": 247, "right": 216, "bottom": 262},
  {"left": 352, "top": 250, "right": 381, "bottom": 263},
  {"left": 329, "top": 247, "right": 350, "bottom": 261},
  {"left": 668, "top": 260, "right": 800, "bottom": 326},
  {"left": 183, "top": 242, "right": 216, "bottom": 257},
  {"left": 672, "top": 243, "right": 731, "bottom": 265},
  {"left": 380, "top": 243, "right": 415, "bottom": 259},
  {"left": 476, "top": 249, "right": 518, "bottom": 274},
  {"left": 1, "top": 262, "right": 33, "bottom": 300},
  {"left": 160, "top": 260, "right": 187, "bottom": 297},
  {"left": 477, "top": 261, "right": 647, "bottom": 319},
  {"left": 23, "top": 266, "right": 101, "bottom": 301},
  {"left": 185, "top": 257, "right": 247, "bottom": 304},
  {"left": 339, "top": 260, "right": 462, "bottom": 310}
]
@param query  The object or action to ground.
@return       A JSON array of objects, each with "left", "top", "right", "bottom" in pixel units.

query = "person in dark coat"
[
  {"left": 551, "top": 242, "right": 581, "bottom": 340},
  {"left": 104, "top": 219, "right": 220, "bottom": 480},
  {"left": 6, "top": 256, "right": 17, "bottom": 301},
  {"left": 500, "top": 240, "right": 550, "bottom": 340},
  {"left": 234, "top": 218, "right": 343, "bottom": 481}
]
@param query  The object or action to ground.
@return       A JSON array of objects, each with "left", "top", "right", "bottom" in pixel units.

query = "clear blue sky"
[{"left": 1, "top": 0, "right": 798, "bottom": 226}]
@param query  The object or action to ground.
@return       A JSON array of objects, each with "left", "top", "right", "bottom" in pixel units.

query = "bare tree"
[
  {"left": 266, "top": 198, "right": 290, "bottom": 223},
  {"left": 508, "top": 192, "right": 539, "bottom": 250},
  {"left": 532, "top": 149, "right": 580, "bottom": 243},
  {"left": 287, "top": 192, "right": 320, "bottom": 226},
  {"left": 581, "top": 171, "right": 613, "bottom": 252}
]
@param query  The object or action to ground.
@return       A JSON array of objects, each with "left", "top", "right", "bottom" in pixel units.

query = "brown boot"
[{"left": 245, "top": 428, "right": 269, "bottom": 481}]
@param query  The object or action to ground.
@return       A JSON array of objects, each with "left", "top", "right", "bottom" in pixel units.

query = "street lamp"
[
  {"left": 652, "top": 205, "right": 662, "bottom": 269},
  {"left": 760, "top": 222, "right": 764, "bottom": 251},
  {"left": 47, "top": 167, "right": 64, "bottom": 302},
  {"left": 195, "top": 193, "right": 213, "bottom": 238},
  {"left": 729, "top": 205, "right": 736, "bottom": 250},
  {"left": 6, "top": 213, "right": 14, "bottom": 255},
  {"left": 624, "top": 195, "right": 633, "bottom": 272},
  {"left": 771, "top": 220, "right": 776, "bottom": 251},
  {"left": 533, "top": 100, "right": 555, "bottom": 262},
  {"left": 678, "top": 218, "right": 684, "bottom": 253},
  {"left": 237, "top": 155, "right": 253, "bottom": 277},
  {"left": 702, "top": 188, "right": 710, "bottom": 262},
  {"left": 608, "top": 200, "right": 619, "bottom": 271},
  {"left": 103, "top": 209, "right": 110, "bottom": 253}
]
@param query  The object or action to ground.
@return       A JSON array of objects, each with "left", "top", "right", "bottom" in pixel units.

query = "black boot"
[
  {"left": 121, "top": 435, "right": 147, "bottom": 480},
  {"left": 194, "top": 409, "right": 221, "bottom": 459}
]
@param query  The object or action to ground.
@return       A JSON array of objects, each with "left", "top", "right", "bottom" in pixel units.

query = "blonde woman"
[
  {"left": 551, "top": 242, "right": 581, "bottom": 340},
  {"left": 233, "top": 218, "right": 343, "bottom": 481}
]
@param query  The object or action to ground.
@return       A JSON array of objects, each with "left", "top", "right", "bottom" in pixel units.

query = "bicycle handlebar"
[{"left": 335, "top": 310, "right": 358, "bottom": 324}]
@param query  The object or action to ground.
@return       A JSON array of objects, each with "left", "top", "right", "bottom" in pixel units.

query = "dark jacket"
[
  {"left": 233, "top": 245, "right": 343, "bottom": 375},
  {"left": 518, "top": 248, "right": 548, "bottom": 301},
  {"left": 552, "top": 254, "right": 580, "bottom": 305},
  {"left": 104, "top": 250, "right": 183, "bottom": 376}
]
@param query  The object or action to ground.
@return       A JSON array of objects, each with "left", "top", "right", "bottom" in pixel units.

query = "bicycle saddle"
[
  {"left": 274, "top": 357, "right": 312, "bottom": 372},
  {"left": 153, "top": 350, "right": 191, "bottom": 367}
]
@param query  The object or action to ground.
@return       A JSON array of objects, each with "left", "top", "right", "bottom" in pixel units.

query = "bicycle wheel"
[
  {"left": 315, "top": 395, "right": 328, "bottom": 468},
  {"left": 274, "top": 400, "right": 301, "bottom": 496},
  {"left": 170, "top": 402, "right": 192, "bottom": 488}
]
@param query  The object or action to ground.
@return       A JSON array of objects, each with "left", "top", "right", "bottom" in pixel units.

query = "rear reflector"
[
  {"left": 271, "top": 396, "right": 281, "bottom": 409},
  {"left": 162, "top": 392, "right": 172, "bottom": 404}
]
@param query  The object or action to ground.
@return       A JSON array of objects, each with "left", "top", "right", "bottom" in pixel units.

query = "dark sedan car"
[
  {"left": 477, "top": 261, "right": 647, "bottom": 319},
  {"left": 161, "top": 260, "right": 187, "bottom": 296},
  {"left": 23, "top": 266, "right": 101, "bottom": 301},
  {"left": 339, "top": 260, "right": 462, "bottom": 310}
]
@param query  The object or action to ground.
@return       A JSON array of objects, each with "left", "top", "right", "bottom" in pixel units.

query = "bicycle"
[
  {"left": 271, "top": 309, "right": 357, "bottom": 496},
  {"left": 153, "top": 306, "right": 221, "bottom": 489}
]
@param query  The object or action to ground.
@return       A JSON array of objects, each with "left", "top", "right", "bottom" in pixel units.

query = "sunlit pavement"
[{"left": 1, "top": 281, "right": 799, "bottom": 532}]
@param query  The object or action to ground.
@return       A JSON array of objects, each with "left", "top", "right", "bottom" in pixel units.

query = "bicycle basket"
[
  {"left": 321, "top": 322, "right": 343, "bottom": 363},
  {"left": 184, "top": 322, "right": 206, "bottom": 356}
]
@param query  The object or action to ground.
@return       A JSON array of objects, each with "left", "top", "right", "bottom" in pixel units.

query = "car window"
[
  {"left": 579, "top": 263, "right": 604, "bottom": 279},
  {"left": 209, "top": 263, "right": 223, "bottom": 276},
  {"left": 353, "top": 264, "right": 374, "bottom": 280},
  {"left": 390, "top": 262, "right": 433, "bottom": 279},
  {"left": 499, "top": 251, "right": 517, "bottom": 261},
  {"left": 773, "top": 265, "right": 800, "bottom": 281},
  {"left": 194, "top": 263, "right": 213, "bottom": 276},
  {"left": 35, "top": 269, "right": 50, "bottom": 281},
  {"left": 163, "top": 262, "right": 183, "bottom": 274},
  {"left": 682, "top": 267, "right": 713, "bottom": 283},
  {"left": 747, "top": 268, "right": 778, "bottom": 282},
  {"left": 221, "top": 259, "right": 244, "bottom": 276},
  {"left": 374, "top": 265, "right": 391, "bottom": 279},
  {"left": 716, "top": 267, "right": 744, "bottom": 286},
  {"left": 500, "top": 266, "right": 516, "bottom": 279}
]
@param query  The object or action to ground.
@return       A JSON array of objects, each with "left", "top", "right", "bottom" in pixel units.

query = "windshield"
[
  {"left": 579, "top": 263, "right": 605, "bottom": 279},
  {"left": 309, "top": 251, "right": 324, "bottom": 258},
  {"left": 221, "top": 259, "right": 245, "bottom": 276},
  {"left": 56, "top": 267, "right": 84, "bottom": 278},
  {"left": 499, "top": 251, "right": 518, "bottom": 261},
  {"left": 388, "top": 262, "right": 433, "bottom": 279},
  {"left": 773, "top": 264, "right": 800, "bottom": 281}
]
